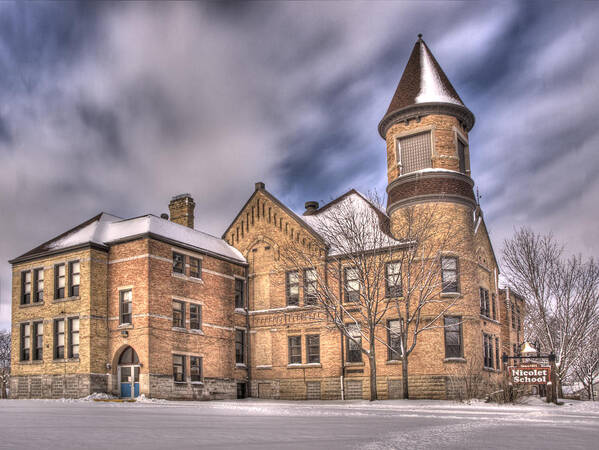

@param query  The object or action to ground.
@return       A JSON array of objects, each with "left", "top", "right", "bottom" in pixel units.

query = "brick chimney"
[
  {"left": 304, "top": 201, "right": 319, "bottom": 215},
  {"left": 168, "top": 194, "right": 195, "bottom": 229}
]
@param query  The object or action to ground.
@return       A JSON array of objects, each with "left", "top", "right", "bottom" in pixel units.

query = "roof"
[
  {"left": 299, "top": 190, "right": 405, "bottom": 256},
  {"left": 11, "top": 213, "right": 246, "bottom": 264},
  {"left": 383, "top": 36, "right": 465, "bottom": 117}
]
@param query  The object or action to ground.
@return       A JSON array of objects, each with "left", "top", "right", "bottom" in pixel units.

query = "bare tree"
[
  {"left": 279, "top": 193, "right": 461, "bottom": 400},
  {"left": 502, "top": 228, "right": 599, "bottom": 396},
  {"left": 572, "top": 328, "right": 599, "bottom": 400},
  {"left": 0, "top": 329, "right": 10, "bottom": 399}
]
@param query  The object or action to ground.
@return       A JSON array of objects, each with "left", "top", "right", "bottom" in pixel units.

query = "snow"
[
  {"left": 43, "top": 212, "right": 246, "bottom": 263},
  {"left": 1, "top": 398, "right": 598, "bottom": 450},
  {"left": 415, "top": 42, "right": 463, "bottom": 106}
]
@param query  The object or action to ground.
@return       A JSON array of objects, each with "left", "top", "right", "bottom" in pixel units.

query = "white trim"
[
  {"left": 172, "top": 295, "right": 204, "bottom": 305},
  {"left": 203, "top": 268, "right": 235, "bottom": 280},
  {"left": 110, "top": 254, "right": 150, "bottom": 265},
  {"left": 170, "top": 350, "right": 204, "bottom": 357},
  {"left": 117, "top": 285, "right": 134, "bottom": 291},
  {"left": 203, "top": 323, "right": 234, "bottom": 331}
]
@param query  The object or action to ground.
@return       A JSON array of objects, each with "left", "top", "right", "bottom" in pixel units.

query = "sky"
[{"left": 1, "top": 1, "right": 598, "bottom": 330}]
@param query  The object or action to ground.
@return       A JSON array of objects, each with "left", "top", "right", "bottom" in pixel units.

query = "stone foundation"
[
  {"left": 149, "top": 375, "right": 237, "bottom": 400},
  {"left": 10, "top": 374, "right": 107, "bottom": 399}
]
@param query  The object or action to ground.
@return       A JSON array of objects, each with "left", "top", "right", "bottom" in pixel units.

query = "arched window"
[{"left": 118, "top": 346, "right": 139, "bottom": 365}]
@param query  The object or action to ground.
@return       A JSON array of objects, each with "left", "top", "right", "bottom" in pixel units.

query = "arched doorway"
[{"left": 118, "top": 346, "right": 140, "bottom": 398}]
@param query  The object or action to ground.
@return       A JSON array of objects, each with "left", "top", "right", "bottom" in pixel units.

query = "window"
[
  {"left": 173, "top": 355, "right": 185, "bottom": 382},
  {"left": 286, "top": 271, "right": 299, "bottom": 306},
  {"left": 69, "top": 261, "right": 80, "bottom": 297},
  {"left": 172, "top": 300, "right": 185, "bottom": 328},
  {"left": 172, "top": 252, "right": 185, "bottom": 274},
  {"left": 189, "top": 257, "right": 201, "bottom": 279},
  {"left": 483, "top": 333, "right": 493, "bottom": 369},
  {"left": 444, "top": 316, "right": 462, "bottom": 358},
  {"left": 119, "top": 289, "right": 132, "bottom": 325},
  {"left": 441, "top": 257, "right": 459, "bottom": 293},
  {"left": 344, "top": 267, "right": 360, "bottom": 302},
  {"left": 457, "top": 138, "right": 466, "bottom": 173},
  {"left": 33, "top": 322, "right": 43, "bottom": 361},
  {"left": 304, "top": 269, "right": 318, "bottom": 305},
  {"left": 20, "top": 323, "right": 30, "bottom": 361},
  {"left": 288, "top": 336, "right": 302, "bottom": 364},
  {"left": 398, "top": 131, "right": 432, "bottom": 174},
  {"left": 54, "top": 264, "right": 65, "bottom": 299},
  {"left": 34, "top": 269, "right": 44, "bottom": 303},
  {"left": 388, "top": 319, "right": 402, "bottom": 360},
  {"left": 511, "top": 302, "right": 516, "bottom": 330},
  {"left": 516, "top": 305, "right": 521, "bottom": 332},
  {"left": 21, "top": 271, "right": 31, "bottom": 305},
  {"left": 306, "top": 335, "right": 320, "bottom": 364},
  {"left": 235, "top": 329, "right": 245, "bottom": 364},
  {"left": 190, "top": 356, "right": 202, "bottom": 382},
  {"left": 69, "top": 318, "right": 80, "bottom": 359},
  {"left": 491, "top": 293, "right": 496, "bottom": 320},
  {"left": 346, "top": 325, "right": 362, "bottom": 362},
  {"left": 190, "top": 304, "right": 201, "bottom": 330},
  {"left": 234, "top": 278, "right": 245, "bottom": 309},
  {"left": 513, "top": 344, "right": 518, "bottom": 356},
  {"left": 480, "top": 288, "right": 490, "bottom": 318},
  {"left": 54, "top": 319, "right": 65, "bottom": 359},
  {"left": 385, "top": 262, "right": 402, "bottom": 298},
  {"left": 495, "top": 337, "right": 500, "bottom": 370}
]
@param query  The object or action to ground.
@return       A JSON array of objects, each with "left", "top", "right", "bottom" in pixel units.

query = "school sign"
[{"left": 509, "top": 367, "right": 551, "bottom": 384}]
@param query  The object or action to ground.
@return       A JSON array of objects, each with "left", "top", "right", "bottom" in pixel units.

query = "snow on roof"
[
  {"left": 415, "top": 41, "right": 463, "bottom": 106},
  {"left": 300, "top": 191, "right": 403, "bottom": 256},
  {"left": 25, "top": 212, "right": 245, "bottom": 263}
]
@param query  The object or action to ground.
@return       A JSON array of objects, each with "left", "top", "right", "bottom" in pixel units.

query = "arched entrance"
[{"left": 118, "top": 346, "right": 140, "bottom": 398}]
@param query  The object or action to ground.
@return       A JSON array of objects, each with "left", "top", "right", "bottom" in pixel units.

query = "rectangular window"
[
  {"left": 189, "top": 257, "right": 201, "bottom": 279},
  {"left": 68, "top": 318, "right": 80, "bottom": 359},
  {"left": 190, "top": 304, "right": 201, "bottom": 330},
  {"left": 119, "top": 289, "right": 132, "bottom": 325},
  {"left": 441, "top": 257, "right": 459, "bottom": 293},
  {"left": 54, "top": 319, "right": 65, "bottom": 359},
  {"left": 34, "top": 268, "right": 44, "bottom": 303},
  {"left": 69, "top": 261, "right": 80, "bottom": 297},
  {"left": 398, "top": 131, "right": 432, "bottom": 174},
  {"left": 21, "top": 271, "right": 31, "bottom": 305},
  {"left": 511, "top": 302, "right": 516, "bottom": 330},
  {"left": 306, "top": 335, "right": 320, "bottom": 364},
  {"left": 173, "top": 354, "right": 185, "bottom": 382},
  {"left": 172, "top": 300, "right": 185, "bottom": 328},
  {"left": 516, "top": 305, "right": 521, "bottom": 332},
  {"left": 483, "top": 333, "right": 494, "bottom": 369},
  {"left": 495, "top": 337, "right": 500, "bottom": 370},
  {"left": 190, "top": 356, "right": 202, "bottom": 382},
  {"left": 303, "top": 268, "right": 318, "bottom": 305},
  {"left": 33, "top": 321, "right": 43, "bottom": 361},
  {"left": 344, "top": 267, "right": 360, "bottom": 302},
  {"left": 55, "top": 264, "right": 65, "bottom": 299},
  {"left": 385, "top": 262, "right": 402, "bottom": 298},
  {"left": 388, "top": 319, "right": 402, "bottom": 360},
  {"left": 286, "top": 271, "right": 299, "bottom": 306},
  {"left": 235, "top": 329, "right": 245, "bottom": 364},
  {"left": 457, "top": 139, "right": 466, "bottom": 173},
  {"left": 346, "top": 325, "right": 362, "bottom": 363},
  {"left": 288, "top": 336, "right": 302, "bottom": 364},
  {"left": 444, "top": 316, "right": 462, "bottom": 358},
  {"left": 172, "top": 252, "right": 185, "bottom": 274},
  {"left": 234, "top": 278, "right": 245, "bottom": 309},
  {"left": 491, "top": 293, "right": 496, "bottom": 320},
  {"left": 480, "top": 288, "right": 490, "bottom": 317},
  {"left": 20, "top": 323, "right": 30, "bottom": 361}
]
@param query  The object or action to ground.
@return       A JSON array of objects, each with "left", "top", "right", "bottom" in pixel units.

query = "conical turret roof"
[{"left": 379, "top": 35, "right": 474, "bottom": 136}]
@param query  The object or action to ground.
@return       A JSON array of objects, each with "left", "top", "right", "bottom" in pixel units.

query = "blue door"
[
  {"left": 121, "top": 381, "right": 132, "bottom": 398},
  {"left": 120, "top": 366, "right": 132, "bottom": 398},
  {"left": 134, "top": 383, "right": 140, "bottom": 397}
]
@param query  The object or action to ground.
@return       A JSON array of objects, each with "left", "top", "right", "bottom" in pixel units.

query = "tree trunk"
[
  {"left": 557, "top": 378, "right": 564, "bottom": 399},
  {"left": 369, "top": 336, "right": 377, "bottom": 401},
  {"left": 401, "top": 356, "right": 409, "bottom": 399}
]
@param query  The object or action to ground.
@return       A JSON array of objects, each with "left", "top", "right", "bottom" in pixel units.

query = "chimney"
[
  {"left": 304, "top": 201, "right": 319, "bottom": 215},
  {"left": 168, "top": 194, "right": 195, "bottom": 229},
  {"left": 255, "top": 181, "right": 265, "bottom": 191}
]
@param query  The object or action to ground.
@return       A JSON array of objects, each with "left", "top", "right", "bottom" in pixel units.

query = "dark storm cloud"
[{"left": 1, "top": 1, "right": 599, "bottom": 329}]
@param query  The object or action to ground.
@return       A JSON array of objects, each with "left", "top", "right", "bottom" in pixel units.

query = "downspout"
[
  {"left": 244, "top": 264, "right": 251, "bottom": 398},
  {"left": 337, "top": 260, "right": 345, "bottom": 401}
]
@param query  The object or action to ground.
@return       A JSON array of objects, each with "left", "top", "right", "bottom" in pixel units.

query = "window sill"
[
  {"left": 19, "top": 302, "right": 44, "bottom": 308},
  {"left": 287, "top": 363, "right": 322, "bottom": 369},
  {"left": 440, "top": 292, "right": 461, "bottom": 298},
  {"left": 444, "top": 357, "right": 466, "bottom": 363},
  {"left": 19, "top": 360, "right": 44, "bottom": 365},
  {"left": 345, "top": 362, "right": 364, "bottom": 367},
  {"left": 235, "top": 363, "right": 247, "bottom": 369},
  {"left": 191, "top": 381, "right": 204, "bottom": 385},
  {"left": 386, "top": 360, "right": 403, "bottom": 365},
  {"left": 234, "top": 308, "right": 247, "bottom": 314},
  {"left": 171, "top": 272, "right": 203, "bottom": 284},
  {"left": 52, "top": 296, "right": 80, "bottom": 303},
  {"left": 173, "top": 381, "right": 188, "bottom": 385},
  {"left": 256, "top": 365, "right": 272, "bottom": 370},
  {"left": 480, "top": 315, "right": 500, "bottom": 325},
  {"left": 117, "top": 324, "right": 133, "bottom": 330}
]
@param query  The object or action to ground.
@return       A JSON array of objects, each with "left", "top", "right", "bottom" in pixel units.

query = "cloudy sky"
[{"left": 1, "top": 1, "right": 598, "bottom": 329}]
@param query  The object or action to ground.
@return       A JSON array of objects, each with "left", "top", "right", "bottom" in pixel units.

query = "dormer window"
[{"left": 397, "top": 131, "right": 432, "bottom": 175}]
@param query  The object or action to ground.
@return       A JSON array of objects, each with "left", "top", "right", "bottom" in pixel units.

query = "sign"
[{"left": 509, "top": 366, "right": 551, "bottom": 384}]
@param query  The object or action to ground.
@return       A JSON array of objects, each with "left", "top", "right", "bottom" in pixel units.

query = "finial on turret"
[{"left": 417, "top": 33, "right": 423, "bottom": 40}]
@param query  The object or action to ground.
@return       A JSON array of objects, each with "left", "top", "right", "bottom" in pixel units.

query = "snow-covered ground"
[{"left": 0, "top": 397, "right": 597, "bottom": 449}]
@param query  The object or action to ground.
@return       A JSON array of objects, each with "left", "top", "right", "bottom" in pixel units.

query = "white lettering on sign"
[{"left": 509, "top": 366, "right": 551, "bottom": 384}]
